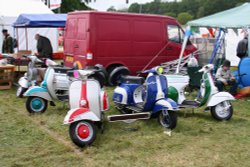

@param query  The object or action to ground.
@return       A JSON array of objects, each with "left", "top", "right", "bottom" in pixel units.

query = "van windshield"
[{"left": 167, "top": 25, "right": 184, "bottom": 44}]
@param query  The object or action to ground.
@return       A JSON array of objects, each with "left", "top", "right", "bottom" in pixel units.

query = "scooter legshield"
[
  {"left": 24, "top": 86, "right": 52, "bottom": 101},
  {"left": 18, "top": 77, "right": 29, "bottom": 88},
  {"left": 64, "top": 108, "right": 100, "bottom": 124},
  {"left": 207, "top": 92, "right": 235, "bottom": 106}
]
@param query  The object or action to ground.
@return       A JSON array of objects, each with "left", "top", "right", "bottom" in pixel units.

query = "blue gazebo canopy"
[{"left": 13, "top": 14, "right": 67, "bottom": 28}]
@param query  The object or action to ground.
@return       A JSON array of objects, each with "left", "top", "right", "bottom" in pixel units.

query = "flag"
[
  {"left": 50, "top": 0, "right": 62, "bottom": 10},
  {"left": 185, "top": 26, "right": 193, "bottom": 37}
]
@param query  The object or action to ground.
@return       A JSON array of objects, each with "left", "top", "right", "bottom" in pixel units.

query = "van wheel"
[
  {"left": 95, "top": 64, "right": 108, "bottom": 80},
  {"left": 108, "top": 66, "right": 130, "bottom": 86}
]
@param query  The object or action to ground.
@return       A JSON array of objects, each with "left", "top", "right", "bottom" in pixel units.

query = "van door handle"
[
  {"left": 74, "top": 45, "right": 79, "bottom": 48},
  {"left": 166, "top": 47, "right": 173, "bottom": 50}
]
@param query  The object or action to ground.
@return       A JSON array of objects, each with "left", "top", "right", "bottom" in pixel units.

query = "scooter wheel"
[
  {"left": 69, "top": 121, "right": 97, "bottom": 148},
  {"left": 26, "top": 96, "right": 48, "bottom": 113},
  {"left": 211, "top": 101, "right": 233, "bottom": 120},
  {"left": 158, "top": 110, "right": 177, "bottom": 129},
  {"left": 16, "top": 86, "right": 27, "bottom": 98}
]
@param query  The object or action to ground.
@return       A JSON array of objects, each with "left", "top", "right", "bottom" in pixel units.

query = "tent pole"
[
  {"left": 176, "top": 26, "right": 191, "bottom": 74},
  {"left": 209, "top": 28, "right": 224, "bottom": 64},
  {"left": 248, "top": 27, "right": 250, "bottom": 57},
  {"left": 25, "top": 28, "right": 28, "bottom": 50},
  {"left": 16, "top": 28, "right": 19, "bottom": 52}
]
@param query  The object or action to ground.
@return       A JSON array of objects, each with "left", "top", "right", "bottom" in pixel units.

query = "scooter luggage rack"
[{"left": 160, "top": 50, "right": 206, "bottom": 74}]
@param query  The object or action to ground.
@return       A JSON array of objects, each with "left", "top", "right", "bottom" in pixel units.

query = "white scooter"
[
  {"left": 16, "top": 55, "right": 44, "bottom": 97},
  {"left": 24, "top": 59, "right": 106, "bottom": 113},
  {"left": 24, "top": 59, "right": 73, "bottom": 113},
  {"left": 166, "top": 64, "right": 235, "bottom": 120},
  {"left": 64, "top": 69, "right": 109, "bottom": 147}
]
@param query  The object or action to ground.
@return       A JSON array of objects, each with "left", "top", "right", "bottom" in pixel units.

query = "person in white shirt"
[{"left": 215, "top": 60, "right": 238, "bottom": 95}]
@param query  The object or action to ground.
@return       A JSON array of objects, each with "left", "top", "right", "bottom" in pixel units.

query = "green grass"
[{"left": 0, "top": 88, "right": 250, "bottom": 167}]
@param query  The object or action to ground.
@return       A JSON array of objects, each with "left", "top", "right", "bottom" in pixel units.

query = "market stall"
[{"left": 186, "top": 3, "right": 250, "bottom": 95}]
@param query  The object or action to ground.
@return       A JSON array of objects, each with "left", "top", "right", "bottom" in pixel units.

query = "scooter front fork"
[
  {"left": 222, "top": 101, "right": 231, "bottom": 111},
  {"left": 162, "top": 109, "right": 170, "bottom": 117}
]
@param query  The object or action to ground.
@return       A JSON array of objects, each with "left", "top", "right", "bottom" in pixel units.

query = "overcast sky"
[{"left": 86, "top": 0, "right": 168, "bottom": 11}]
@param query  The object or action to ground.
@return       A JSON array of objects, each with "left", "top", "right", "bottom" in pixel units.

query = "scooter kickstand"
[{"left": 50, "top": 101, "right": 56, "bottom": 106}]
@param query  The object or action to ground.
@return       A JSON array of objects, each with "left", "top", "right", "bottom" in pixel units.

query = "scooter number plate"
[{"left": 66, "top": 56, "right": 74, "bottom": 62}]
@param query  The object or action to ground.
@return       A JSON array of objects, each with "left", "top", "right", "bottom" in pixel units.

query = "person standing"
[
  {"left": 236, "top": 34, "right": 248, "bottom": 59},
  {"left": 215, "top": 60, "right": 238, "bottom": 95},
  {"left": 35, "top": 34, "right": 53, "bottom": 59},
  {"left": 1, "top": 29, "right": 14, "bottom": 54}
]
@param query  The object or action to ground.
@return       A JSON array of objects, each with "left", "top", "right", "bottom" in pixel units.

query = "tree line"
[
  {"left": 127, "top": 0, "right": 250, "bottom": 24},
  {"left": 57, "top": 0, "right": 250, "bottom": 25}
]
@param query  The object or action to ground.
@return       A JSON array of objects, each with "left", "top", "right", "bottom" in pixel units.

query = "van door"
[
  {"left": 165, "top": 24, "right": 196, "bottom": 62},
  {"left": 164, "top": 24, "right": 183, "bottom": 61},
  {"left": 74, "top": 17, "right": 88, "bottom": 68},
  {"left": 64, "top": 18, "right": 77, "bottom": 67}
]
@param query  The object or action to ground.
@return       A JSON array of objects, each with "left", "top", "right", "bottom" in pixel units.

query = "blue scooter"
[{"left": 109, "top": 66, "right": 179, "bottom": 129}]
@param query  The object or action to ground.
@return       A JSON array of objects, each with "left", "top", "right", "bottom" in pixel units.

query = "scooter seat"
[
  {"left": 54, "top": 67, "right": 74, "bottom": 74},
  {"left": 121, "top": 75, "right": 145, "bottom": 84}
]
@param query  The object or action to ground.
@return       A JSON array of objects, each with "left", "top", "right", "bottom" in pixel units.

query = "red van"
[{"left": 64, "top": 11, "right": 197, "bottom": 85}]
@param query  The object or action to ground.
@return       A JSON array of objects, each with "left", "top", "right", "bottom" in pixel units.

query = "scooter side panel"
[
  {"left": 24, "top": 86, "right": 52, "bottom": 101},
  {"left": 153, "top": 98, "right": 179, "bottom": 113},
  {"left": 207, "top": 92, "right": 235, "bottom": 106},
  {"left": 87, "top": 80, "right": 101, "bottom": 118},
  {"left": 64, "top": 108, "right": 100, "bottom": 124},
  {"left": 113, "top": 84, "right": 139, "bottom": 105},
  {"left": 46, "top": 68, "right": 57, "bottom": 99}
]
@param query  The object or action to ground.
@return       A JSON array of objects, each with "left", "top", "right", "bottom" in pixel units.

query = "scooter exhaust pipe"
[{"left": 108, "top": 112, "right": 150, "bottom": 122}]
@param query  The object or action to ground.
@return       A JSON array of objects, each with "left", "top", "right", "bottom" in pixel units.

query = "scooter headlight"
[
  {"left": 157, "top": 66, "right": 164, "bottom": 75},
  {"left": 80, "top": 100, "right": 87, "bottom": 107}
]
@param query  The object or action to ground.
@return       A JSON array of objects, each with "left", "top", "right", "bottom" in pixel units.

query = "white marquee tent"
[{"left": 0, "top": 0, "right": 58, "bottom": 54}]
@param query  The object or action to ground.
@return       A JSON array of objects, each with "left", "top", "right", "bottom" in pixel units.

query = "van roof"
[{"left": 68, "top": 11, "right": 176, "bottom": 20}]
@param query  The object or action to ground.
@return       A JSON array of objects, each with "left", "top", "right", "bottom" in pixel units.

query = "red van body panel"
[{"left": 64, "top": 11, "right": 197, "bottom": 74}]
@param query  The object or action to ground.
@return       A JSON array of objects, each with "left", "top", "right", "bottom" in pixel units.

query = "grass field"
[{"left": 0, "top": 87, "right": 250, "bottom": 167}]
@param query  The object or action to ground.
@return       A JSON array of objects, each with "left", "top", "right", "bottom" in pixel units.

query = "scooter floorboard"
[{"left": 108, "top": 112, "right": 150, "bottom": 122}]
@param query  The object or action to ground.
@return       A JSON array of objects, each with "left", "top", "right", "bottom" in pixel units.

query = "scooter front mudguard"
[
  {"left": 18, "top": 77, "right": 29, "bottom": 88},
  {"left": 24, "top": 86, "right": 52, "bottom": 101},
  {"left": 153, "top": 98, "right": 179, "bottom": 114},
  {"left": 207, "top": 92, "right": 235, "bottom": 107},
  {"left": 64, "top": 108, "right": 100, "bottom": 124}
]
